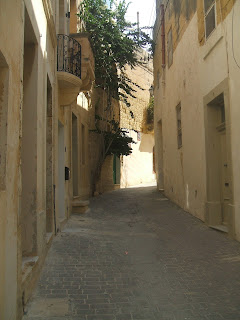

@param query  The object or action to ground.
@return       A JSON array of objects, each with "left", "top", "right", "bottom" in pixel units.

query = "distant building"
[
  {"left": 95, "top": 50, "right": 156, "bottom": 192},
  {"left": 120, "top": 50, "right": 156, "bottom": 188}
]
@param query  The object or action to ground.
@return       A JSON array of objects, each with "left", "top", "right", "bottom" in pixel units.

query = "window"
[
  {"left": 220, "top": 104, "right": 225, "bottom": 123},
  {"left": 167, "top": 28, "right": 173, "bottom": 67},
  {"left": 204, "top": 0, "right": 216, "bottom": 39},
  {"left": 157, "top": 70, "right": 160, "bottom": 89},
  {"left": 176, "top": 103, "right": 182, "bottom": 149}
]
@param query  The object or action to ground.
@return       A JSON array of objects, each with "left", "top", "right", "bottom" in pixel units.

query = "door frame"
[
  {"left": 203, "top": 78, "right": 234, "bottom": 234},
  {"left": 58, "top": 121, "right": 66, "bottom": 222}
]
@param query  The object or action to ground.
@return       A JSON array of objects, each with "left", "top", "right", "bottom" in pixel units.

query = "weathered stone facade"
[
  {"left": 0, "top": 1, "right": 155, "bottom": 318},
  {"left": 120, "top": 53, "right": 153, "bottom": 131},
  {"left": 89, "top": 88, "right": 120, "bottom": 195},
  {"left": 0, "top": 1, "right": 95, "bottom": 319},
  {"left": 120, "top": 51, "right": 156, "bottom": 188}
]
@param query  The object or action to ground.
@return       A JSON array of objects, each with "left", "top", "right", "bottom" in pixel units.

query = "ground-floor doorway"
[
  {"left": 58, "top": 121, "right": 65, "bottom": 221},
  {"left": 204, "top": 82, "right": 233, "bottom": 233},
  {"left": 113, "top": 155, "right": 120, "bottom": 185}
]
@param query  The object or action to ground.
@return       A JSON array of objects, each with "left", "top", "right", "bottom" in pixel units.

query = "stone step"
[
  {"left": 72, "top": 200, "right": 89, "bottom": 214},
  {"left": 209, "top": 224, "right": 228, "bottom": 233}
]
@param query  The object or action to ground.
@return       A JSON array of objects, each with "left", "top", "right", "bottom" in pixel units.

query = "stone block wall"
[{"left": 120, "top": 51, "right": 153, "bottom": 132}]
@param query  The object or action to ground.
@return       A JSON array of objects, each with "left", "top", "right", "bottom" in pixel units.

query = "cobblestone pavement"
[{"left": 24, "top": 186, "right": 240, "bottom": 320}]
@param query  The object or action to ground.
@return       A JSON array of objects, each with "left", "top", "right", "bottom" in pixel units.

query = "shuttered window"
[
  {"left": 204, "top": 0, "right": 216, "bottom": 39},
  {"left": 176, "top": 103, "right": 182, "bottom": 149},
  {"left": 167, "top": 28, "right": 173, "bottom": 67}
]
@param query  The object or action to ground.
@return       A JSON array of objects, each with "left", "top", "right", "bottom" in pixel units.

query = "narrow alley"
[{"left": 24, "top": 186, "right": 240, "bottom": 320}]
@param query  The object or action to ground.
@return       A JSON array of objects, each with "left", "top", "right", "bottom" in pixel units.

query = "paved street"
[{"left": 24, "top": 186, "right": 240, "bottom": 320}]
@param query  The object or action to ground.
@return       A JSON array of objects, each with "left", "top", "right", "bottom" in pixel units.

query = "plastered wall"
[
  {"left": 154, "top": 0, "right": 236, "bottom": 81},
  {"left": 121, "top": 131, "right": 155, "bottom": 187},
  {"left": 155, "top": 14, "right": 206, "bottom": 219},
  {"left": 154, "top": 0, "right": 240, "bottom": 238}
]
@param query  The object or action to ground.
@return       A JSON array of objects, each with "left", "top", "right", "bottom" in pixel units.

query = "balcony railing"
[{"left": 57, "top": 34, "right": 81, "bottom": 79}]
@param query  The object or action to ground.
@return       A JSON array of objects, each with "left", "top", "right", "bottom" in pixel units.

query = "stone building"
[
  {"left": 95, "top": 50, "right": 156, "bottom": 192},
  {"left": 0, "top": 0, "right": 94, "bottom": 319},
  {"left": 0, "top": 0, "right": 155, "bottom": 318},
  {"left": 120, "top": 51, "right": 156, "bottom": 188},
  {"left": 92, "top": 92, "right": 121, "bottom": 194},
  {"left": 154, "top": 0, "right": 240, "bottom": 239}
]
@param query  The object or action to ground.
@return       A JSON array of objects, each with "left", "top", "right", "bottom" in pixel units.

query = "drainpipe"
[{"left": 161, "top": 4, "right": 166, "bottom": 68}]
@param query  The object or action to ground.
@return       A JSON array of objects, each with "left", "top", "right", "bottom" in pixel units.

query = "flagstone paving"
[{"left": 23, "top": 186, "right": 240, "bottom": 320}]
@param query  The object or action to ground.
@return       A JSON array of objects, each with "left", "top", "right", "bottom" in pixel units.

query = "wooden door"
[{"left": 219, "top": 131, "right": 230, "bottom": 225}]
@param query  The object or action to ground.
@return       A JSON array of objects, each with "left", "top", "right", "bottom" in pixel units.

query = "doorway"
[
  {"left": 157, "top": 120, "right": 164, "bottom": 190},
  {"left": 46, "top": 77, "right": 53, "bottom": 233},
  {"left": 21, "top": 8, "right": 38, "bottom": 256},
  {"left": 113, "top": 155, "right": 120, "bottom": 185},
  {"left": 72, "top": 113, "right": 79, "bottom": 197},
  {"left": 58, "top": 121, "right": 65, "bottom": 221},
  {"left": 205, "top": 90, "right": 232, "bottom": 232},
  {"left": 217, "top": 122, "right": 230, "bottom": 226}
]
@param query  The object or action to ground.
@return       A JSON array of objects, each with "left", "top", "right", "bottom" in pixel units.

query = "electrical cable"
[
  {"left": 149, "top": 3, "right": 156, "bottom": 25},
  {"left": 148, "top": 1, "right": 156, "bottom": 38},
  {"left": 232, "top": 2, "right": 240, "bottom": 69}
]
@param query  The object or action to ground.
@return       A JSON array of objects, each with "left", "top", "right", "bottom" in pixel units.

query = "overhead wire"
[
  {"left": 147, "top": 1, "right": 156, "bottom": 39},
  {"left": 148, "top": 2, "right": 155, "bottom": 26}
]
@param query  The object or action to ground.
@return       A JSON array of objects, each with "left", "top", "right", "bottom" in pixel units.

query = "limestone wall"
[
  {"left": 0, "top": 0, "right": 99, "bottom": 317},
  {"left": 120, "top": 52, "right": 153, "bottom": 132},
  {"left": 120, "top": 51, "right": 155, "bottom": 187},
  {"left": 0, "top": 0, "right": 60, "bottom": 318},
  {"left": 0, "top": 1, "right": 23, "bottom": 318},
  {"left": 89, "top": 87, "right": 120, "bottom": 195}
]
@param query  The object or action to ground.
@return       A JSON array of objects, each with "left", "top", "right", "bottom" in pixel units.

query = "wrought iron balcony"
[{"left": 57, "top": 34, "right": 81, "bottom": 79}]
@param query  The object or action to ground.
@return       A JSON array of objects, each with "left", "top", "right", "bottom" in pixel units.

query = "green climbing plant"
[
  {"left": 78, "top": 0, "right": 153, "bottom": 105},
  {"left": 77, "top": 0, "right": 153, "bottom": 193},
  {"left": 93, "top": 115, "right": 135, "bottom": 157},
  {"left": 147, "top": 96, "right": 154, "bottom": 124}
]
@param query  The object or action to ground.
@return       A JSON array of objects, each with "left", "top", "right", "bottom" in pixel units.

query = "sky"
[
  {"left": 125, "top": 0, "right": 156, "bottom": 30},
  {"left": 106, "top": 0, "right": 156, "bottom": 37}
]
